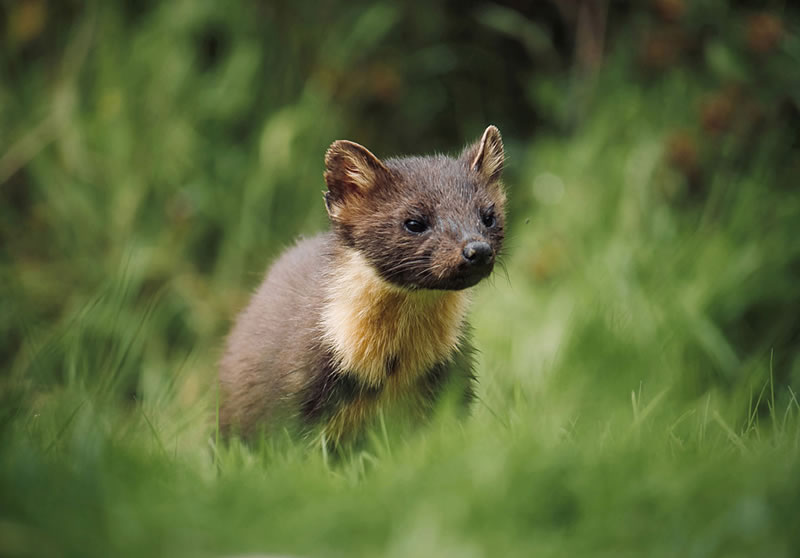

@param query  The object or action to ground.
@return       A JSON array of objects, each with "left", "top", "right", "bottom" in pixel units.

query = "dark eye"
[
  {"left": 481, "top": 211, "right": 497, "bottom": 228},
  {"left": 404, "top": 219, "right": 428, "bottom": 234}
]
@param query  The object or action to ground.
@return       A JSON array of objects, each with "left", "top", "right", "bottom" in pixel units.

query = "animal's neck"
[{"left": 321, "top": 249, "right": 470, "bottom": 388}]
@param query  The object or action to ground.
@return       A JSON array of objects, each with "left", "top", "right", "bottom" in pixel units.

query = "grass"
[{"left": 2, "top": 3, "right": 800, "bottom": 557}]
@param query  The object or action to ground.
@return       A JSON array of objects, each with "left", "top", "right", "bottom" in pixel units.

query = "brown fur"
[{"left": 219, "top": 126, "right": 506, "bottom": 444}]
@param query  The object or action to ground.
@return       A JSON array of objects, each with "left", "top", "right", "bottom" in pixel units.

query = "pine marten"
[{"left": 219, "top": 125, "right": 506, "bottom": 445}]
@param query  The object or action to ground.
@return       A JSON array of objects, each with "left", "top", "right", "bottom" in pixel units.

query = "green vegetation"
[{"left": 2, "top": 1, "right": 799, "bottom": 556}]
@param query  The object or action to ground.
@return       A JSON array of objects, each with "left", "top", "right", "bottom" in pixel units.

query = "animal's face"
[{"left": 324, "top": 126, "right": 506, "bottom": 291}]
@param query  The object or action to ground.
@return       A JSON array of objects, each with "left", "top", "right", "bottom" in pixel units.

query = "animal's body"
[{"left": 219, "top": 126, "right": 506, "bottom": 444}]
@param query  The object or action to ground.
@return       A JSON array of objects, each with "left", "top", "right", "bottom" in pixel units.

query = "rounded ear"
[
  {"left": 462, "top": 125, "right": 504, "bottom": 182},
  {"left": 324, "top": 140, "right": 390, "bottom": 208}
]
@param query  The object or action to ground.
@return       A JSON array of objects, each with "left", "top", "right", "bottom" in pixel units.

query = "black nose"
[{"left": 462, "top": 241, "right": 493, "bottom": 265}]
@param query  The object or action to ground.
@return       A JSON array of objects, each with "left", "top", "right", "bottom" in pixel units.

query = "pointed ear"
[
  {"left": 324, "top": 140, "right": 390, "bottom": 212},
  {"left": 462, "top": 125, "right": 504, "bottom": 182}
]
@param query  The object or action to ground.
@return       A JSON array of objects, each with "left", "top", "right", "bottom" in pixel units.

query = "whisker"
[
  {"left": 496, "top": 260, "right": 512, "bottom": 287},
  {"left": 380, "top": 257, "right": 432, "bottom": 277}
]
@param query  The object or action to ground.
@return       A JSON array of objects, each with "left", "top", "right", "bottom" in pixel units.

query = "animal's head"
[{"left": 323, "top": 126, "right": 506, "bottom": 291}]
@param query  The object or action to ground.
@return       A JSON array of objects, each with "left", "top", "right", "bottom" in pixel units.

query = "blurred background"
[{"left": 1, "top": 1, "right": 800, "bottom": 556}]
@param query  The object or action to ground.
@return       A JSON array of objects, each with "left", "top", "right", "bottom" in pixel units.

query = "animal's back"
[{"left": 219, "top": 233, "right": 333, "bottom": 437}]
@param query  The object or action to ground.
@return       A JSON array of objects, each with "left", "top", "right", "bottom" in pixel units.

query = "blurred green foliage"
[{"left": 1, "top": 0, "right": 800, "bottom": 556}]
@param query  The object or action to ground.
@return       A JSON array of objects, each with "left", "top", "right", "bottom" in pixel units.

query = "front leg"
[{"left": 415, "top": 333, "right": 478, "bottom": 419}]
